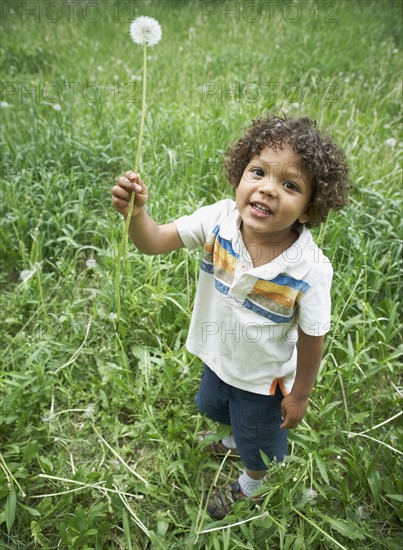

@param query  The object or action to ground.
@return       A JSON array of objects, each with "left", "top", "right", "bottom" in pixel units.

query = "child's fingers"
[
  {"left": 280, "top": 415, "right": 292, "bottom": 430},
  {"left": 117, "top": 175, "right": 142, "bottom": 193},
  {"left": 112, "top": 184, "right": 131, "bottom": 201},
  {"left": 111, "top": 196, "right": 129, "bottom": 210},
  {"left": 124, "top": 171, "right": 137, "bottom": 180},
  {"left": 279, "top": 410, "right": 288, "bottom": 430},
  {"left": 123, "top": 172, "right": 145, "bottom": 189}
]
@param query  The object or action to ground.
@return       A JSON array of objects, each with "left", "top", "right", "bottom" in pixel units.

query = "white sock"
[
  {"left": 238, "top": 470, "right": 264, "bottom": 497},
  {"left": 221, "top": 435, "right": 237, "bottom": 449}
]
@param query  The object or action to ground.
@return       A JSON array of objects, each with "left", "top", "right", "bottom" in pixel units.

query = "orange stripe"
[
  {"left": 214, "top": 240, "right": 237, "bottom": 273},
  {"left": 253, "top": 291, "right": 294, "bottom": 309},
  {"left": 204, "top": 242, "right": 214, "bottom": 254},
  {"left": 253, "top": 279, "right": 298, "bottom": 300},
  {"left": 269, "top": 377, "right": 289, "bottom": 396}
]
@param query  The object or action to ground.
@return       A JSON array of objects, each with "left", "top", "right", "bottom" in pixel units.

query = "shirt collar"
[
  {"left": 219, "top": 205, "right": 314, "bottom": 280},
  {"left": 219, "top": 205, "right": 240, "bottom": 241}
]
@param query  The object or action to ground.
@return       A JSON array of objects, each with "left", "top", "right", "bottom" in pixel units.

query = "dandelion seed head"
[
  {"left": 84, "top": 404, "right": 95, "bottom": 418},
  {"left": 20, "top": 269, "right": 34, "bottom": 282},
  {"left": 357, "top": 505, "right": 370, "bottom": 519},
  {"left": 1, "top": 101, "right": 10, "bottom": 108},
  {"left": 302, "top": 488, "right": 318, "bottom": 503},
  {"left": 5, "top": 212, "right": 17, "bottom": 223},
  {"left": 130, "top": 16, "right": 162, "bottom": 47},
  {"left": 386, "top": 138, "right": 396, "bottom": 147},
  {"left": 52, "top": 103, "right": 61, "bottom": 111},
  {"left": 86, "top": 258, "right": 97, "bottom": 269}
]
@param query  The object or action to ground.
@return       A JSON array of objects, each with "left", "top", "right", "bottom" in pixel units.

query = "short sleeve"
[
  {"left": 296, "top": 261, "right": 333, "bottom": 336},
  {"left": 174, "top": 199, "right": 233, "bottom": 249}
]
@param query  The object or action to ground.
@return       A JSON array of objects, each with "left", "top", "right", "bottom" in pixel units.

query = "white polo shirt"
[{"left": 174, "top": 199, "right": 333, "bottom": 396}]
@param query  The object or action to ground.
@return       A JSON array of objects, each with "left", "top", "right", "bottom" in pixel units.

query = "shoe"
[
  {"left": 197, "top": 430, "right": 240, "bottom": 459},
  {"left": 207, "top": 482, "right": 264, "bottom": 519}
]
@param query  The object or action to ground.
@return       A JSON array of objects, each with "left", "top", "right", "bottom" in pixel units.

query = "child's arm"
[
  {"left": 111, "top": 172, "right": 184, "bottom": 254},
  {"left": 280, "top": 327, "right": 324, "bottom": 429}
]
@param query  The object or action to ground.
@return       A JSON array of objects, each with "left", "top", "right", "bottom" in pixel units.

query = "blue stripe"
[
  {"left": 216, "top": 234, "right": 239, "bottom": 259},
  {"left": 201, "top": 260, "right": 214, "bottom": 274},
  {"left": 211, "top": 224, "right": 220, "bottom": 236},
  {"left": 243, "top": 298, "right": 295, "bottom": 323},
  {"left": 215, "top": 278, "right": 230, "bottom": 295},
  {"left": 269, "top": 274, "right": 310, "bottom": 293}
]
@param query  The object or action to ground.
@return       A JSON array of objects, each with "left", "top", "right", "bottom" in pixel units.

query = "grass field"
[{"left": 1, "top": 0, "right": 402, "bottom": 548}]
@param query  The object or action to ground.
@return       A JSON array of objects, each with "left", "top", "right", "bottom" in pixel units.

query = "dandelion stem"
[
  {"left": 92, "top": 424, "right": 149, "bottom": 485},
  {"left": 0, "top": 452, "right": 26, "bottom": 497},
  {"left": 357, "top": 410, "right": 402, "bottom": 434},
  {"left": 197, "top": 511, "right": 271, "bottom": 534},
  {"left": 292, "top": 507, "right": 347, "bottom": 550},
  {"left": 194, "top": 452, "right": 229, "bottom": 540},
  {"left": 53, "top": 317, "right": 92, "bottom": 374},
  {"left": 115, "top": 45, "right": 148, "bottom": 329},
  {"left": 35, "top": 474, "right": 143, "bottom": 499},
  {"left": 341, "top": 430, "right": 403, "bottom": 455},
  {"left": 115, "top": 485, "right": 150, "bottom": 538}
]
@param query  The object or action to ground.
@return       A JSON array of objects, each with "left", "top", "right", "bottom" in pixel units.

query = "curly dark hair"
[{"left": 225, "top": 114, "right": 351, "bottom": 227}]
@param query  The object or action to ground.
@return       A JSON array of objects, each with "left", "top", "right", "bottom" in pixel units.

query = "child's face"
[{"left": 235, "top": 143, "right": 312, "bottom": 242}]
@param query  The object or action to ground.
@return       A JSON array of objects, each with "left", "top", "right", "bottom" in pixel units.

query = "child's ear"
[{"left": 298, "top": 208, "right": 311, "bottom": 224}]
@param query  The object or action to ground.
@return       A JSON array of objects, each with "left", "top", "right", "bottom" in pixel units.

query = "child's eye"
[
  {"left": 283, "top": 181, "right": 299, "bottom": 191},
  {"left": 251, "top": 168, "right": 265, "bottom": 177}
]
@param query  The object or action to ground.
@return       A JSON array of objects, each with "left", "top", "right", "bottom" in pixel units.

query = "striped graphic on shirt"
[
  {"left": 244, "top": 274, "right": 310, "bottom": 322},
  {"left": 200, "top": 225, "right": 310, "bottom": 322},
  {"left": 201, "top": 225, "right": 238, "bottom": 294}
]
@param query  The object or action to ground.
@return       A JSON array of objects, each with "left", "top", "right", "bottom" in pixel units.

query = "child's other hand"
[
  {"left": 280, "top": 394, "right": 308, "bottom": 429},
  {"left": 111, "top": 172, "right": 148, "bottom": 218}
]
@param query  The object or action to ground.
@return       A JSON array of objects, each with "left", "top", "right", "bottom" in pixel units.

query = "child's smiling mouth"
[{"left": 250, "top": 202, "right": 274, "bottom": 217}]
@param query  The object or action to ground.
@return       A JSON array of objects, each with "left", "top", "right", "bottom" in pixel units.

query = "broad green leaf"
[
  {"left": 5, "top": 487, "right": 17, "bottom": 533},
  {"left": 326, "top": 517, "right": 365, "bottom": 540},
  {"left": 18, "top": 503, "right": 41, "bottom": 517},
  {"left": 122, "top": 509, "right": 132, "bottom": 550},
  {"left": 314, "top": 452, "right": 329, "bottom": 484},
  {"left": 38, "top": 455, "right": 53, "bottom": 474},
  {"left": 316, "top": 512, "right": 365, "bottom": 541},
  {"left": 386, "top": 494, "right": 403, "bottom": 503},
  {"left": 367, "top": 469, "right": 382, "bottom": 504},
  {"left": 157, "top": 519, "right": 169, "bottom": 536}
]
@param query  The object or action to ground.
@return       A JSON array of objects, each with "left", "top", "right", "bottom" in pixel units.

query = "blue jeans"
[{"left": 196, "top": 365, "right": 288, "bottom": 471}]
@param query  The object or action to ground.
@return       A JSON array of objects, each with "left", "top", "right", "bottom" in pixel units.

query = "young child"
[{"left": 111, "top": 114, "right": 350, "bottom": 519}]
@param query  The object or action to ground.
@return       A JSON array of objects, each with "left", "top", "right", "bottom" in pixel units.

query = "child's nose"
[{"left": 258, "top": 177, "right": 278, "bottom": 196}]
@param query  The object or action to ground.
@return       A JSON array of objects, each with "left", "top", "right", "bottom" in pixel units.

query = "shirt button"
[{"left": 241, "top": 264, "right": 247, "bottom": 270}]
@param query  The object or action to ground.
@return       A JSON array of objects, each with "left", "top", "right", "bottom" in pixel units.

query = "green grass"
[{"left": 1, "top": 0, "right": 402, "bottom": 548}]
